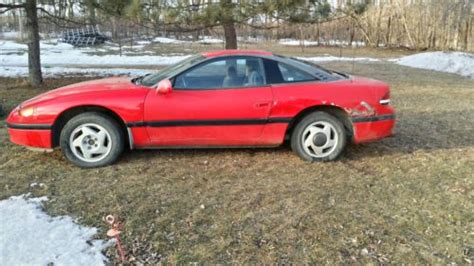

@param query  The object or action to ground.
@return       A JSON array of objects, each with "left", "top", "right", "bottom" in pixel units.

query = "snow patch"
[
  {"left": 279, "top": 39, "right": 366, "bottom": 47},
  {"left": 151, "top": 36, "right": 223, "bottom": 44},
  {"left": 0, "top": 195, "right": 111, "bottom": 265},
  {"left": 0, "top": 66, "right": 151, "bottom": 78},
  {"left": 300, "top": 56, "right": 380, "bottom": 62},
  {"left": 279, "top": 38, "right": 319, "bottom": 46},
  {"left": 0, "top": 31, "right": 22, "bottom": 39},
  {"left": 136, "top": 40, "right": 152, "bottom": 45},
  {"left": 197, "top": 37, "right": 224, "bottom": 44},
  {"left": 0, "top": 40, "right": 27, "bottom": 50},
  {"left": 30, "top": 182, "right": 46, "bottom": 188},
  {"left": 395, "top": 51, "right": 474, "bottom": 78},
  {"left": 0, "top": 40, "right": 190, "bottom": 67},
  {"left": 153, "top": 37, "right": 185, "bottom": 44}
]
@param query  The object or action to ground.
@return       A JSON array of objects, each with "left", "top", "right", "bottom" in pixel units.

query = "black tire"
[
  {"left": 291, "top": 111, "right": 347, "bottom": 162},
  {"left": 60, "top": 112, "right": 124, "bottom": 168}
]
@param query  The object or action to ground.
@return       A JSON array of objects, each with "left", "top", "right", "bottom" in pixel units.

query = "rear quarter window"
[
  {"left": 278, "top": 63, "right": 315, "bottom": 82},
  {"left": 263, "top": 58, "right": 316, "bottom": 84}
]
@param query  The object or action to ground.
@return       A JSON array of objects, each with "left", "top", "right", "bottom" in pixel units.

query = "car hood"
[{"left": 22, "top": 77, "right": 137, "bottom": 106}]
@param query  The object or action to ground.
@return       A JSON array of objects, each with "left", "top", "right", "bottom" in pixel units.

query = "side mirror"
[{"left": 156, "top": 79, "right": 172, "bottom": 94}]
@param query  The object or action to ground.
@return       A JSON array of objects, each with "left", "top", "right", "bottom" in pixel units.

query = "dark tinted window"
[
  {"left": 263, "top": 59, "right": 315, "bottom": 84},
  {"left": 263, "top": 59, "right": 284, "bottom": 84}
]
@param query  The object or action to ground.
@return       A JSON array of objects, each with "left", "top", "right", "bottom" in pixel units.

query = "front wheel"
[
  {"left": 291, "top": 112, "right": 347, "bottom": 162},
  {"left": 60, "top": 112, "right": 124, "bottom": 168}
]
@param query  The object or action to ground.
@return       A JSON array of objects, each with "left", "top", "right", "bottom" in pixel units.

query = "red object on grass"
[{"left": 105, "top": 215, "right": 126, "bottom": 262}]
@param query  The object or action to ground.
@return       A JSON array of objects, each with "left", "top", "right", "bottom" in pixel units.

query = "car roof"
[{"left": 201, "top": 50, "right": 273, "bottom": 58}]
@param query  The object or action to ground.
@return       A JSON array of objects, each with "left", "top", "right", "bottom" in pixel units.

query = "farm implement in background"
[{"left": 59, "top": 26, "right": 108, "bottom": 47}]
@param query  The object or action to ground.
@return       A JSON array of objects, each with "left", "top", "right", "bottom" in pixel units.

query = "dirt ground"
[{"left": 0, "top": 58, "right": 473, "bottom": 264}]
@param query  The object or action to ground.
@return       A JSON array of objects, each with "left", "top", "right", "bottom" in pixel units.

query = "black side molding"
[
  {"left": 351, "top": 114, "right": 395, "bottom": 123},
  {"left": 6, "top": 123, "right": 52, "bottom": 130},
  {"left": 126, "top": 117, "right": 292, "bottom": 128}
]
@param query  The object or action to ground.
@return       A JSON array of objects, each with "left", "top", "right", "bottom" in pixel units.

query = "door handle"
[{"left": 254, "top": 101, "right": 271, "bottom": 108}]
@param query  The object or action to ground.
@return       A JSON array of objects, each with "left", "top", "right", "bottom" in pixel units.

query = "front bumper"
[
  {"left": 352, "top": 114, "right": 395, "bottom": 143},
  {"left": 6, "top": 123, "right": 53, "bottom": 149}
]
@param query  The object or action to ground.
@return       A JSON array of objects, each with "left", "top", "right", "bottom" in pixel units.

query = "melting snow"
[
  {"left": 152, "top": 36, "right": 223, "bottom": 44},
  {"left": 279, "top": 38, "right": 319, "bottom": 46},
  {"left": 197, "top": 37, "right": 224, "bottom": 44},
  {"left": 0, "top": 31, "right": 22, "bottom": 39},
  {"left": 153, "top": 37, "right": 185, "bottom": 44},
  {"left": 394, "top": 51, "right": 474, "bottom": 78},
  {"left": 0, "top": 40, "right": 27, "bottom": 50},
  {"left": 0, "top": 40, "right": 189, "bottom": 67},
  {"left": 1, "top": 39, "right": 473, "bottom": 79},
  {"left": 300, "top": 56, "right": 380, "bottom": 62},
  {"left": 0, "top": 195, "right": 111, "bottom": 265},
  {"left": 0, "top": 66, "right": 151, "bottom": 78},
  {"left": 279, "top": 38, "right": 366, "bottom": 47}
]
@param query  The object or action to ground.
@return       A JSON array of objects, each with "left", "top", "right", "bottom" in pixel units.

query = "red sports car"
[{"left": 6, "top": 50, "right": 395, "bottom": 168}]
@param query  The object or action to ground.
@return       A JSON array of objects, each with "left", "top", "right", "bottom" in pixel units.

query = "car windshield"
[{"left": 139, "top": 55, "right": 206, "bottom": 87}]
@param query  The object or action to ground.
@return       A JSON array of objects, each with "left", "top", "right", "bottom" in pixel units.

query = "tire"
[
  {"left": 60, "top": 112, "right": 124, "bottom": 168},
  {"left": 291, "top": 111, "right": 347, "bottom": 162}
]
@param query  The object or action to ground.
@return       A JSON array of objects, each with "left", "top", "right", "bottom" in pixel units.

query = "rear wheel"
[
  {"left": 291, "top": 111, "right": 347, "bottom": 161},
  {"left": 60, "top": 112, "right": 124, "bottom": 168}
]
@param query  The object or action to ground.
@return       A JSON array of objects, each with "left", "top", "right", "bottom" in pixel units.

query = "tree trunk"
[
  {"left": 223, "top": 21, "right": 237, "bottom": 49},
  {"left": 25, "top": 0, "right": 42, "bottom": 86},
  {"left": 18, "top": 8, "right": 25, "bottom": 40},
  {"left": 386, "top": 15, "right": 392, "bottom": 46},
  {"left": 221, "top": 0, "right": 237, "bottom": 49},
  {"left": 67, "top": 0, "right": 74, "bottom": 18},
  {"left": 112, "top": 17, "right": 118, "bottom": 39},
  {"left": 85, "top": 0, "right": 97, "bottom": 25}
]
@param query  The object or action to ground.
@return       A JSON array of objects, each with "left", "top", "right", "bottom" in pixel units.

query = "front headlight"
[{"left": 18, "top": 106, "right": 36, "bottom": 117}]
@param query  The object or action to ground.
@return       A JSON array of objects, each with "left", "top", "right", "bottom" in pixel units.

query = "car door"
[{"left": 143, "top": 56, "right": 273, "bottom": 147}]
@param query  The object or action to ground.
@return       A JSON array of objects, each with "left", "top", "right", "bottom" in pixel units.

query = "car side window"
[
  {"left": 174, "top": 57, "right": 266, "bottom": 89},
  {"left": 277, "top": 62, "right": 315, "bottom": 83}
]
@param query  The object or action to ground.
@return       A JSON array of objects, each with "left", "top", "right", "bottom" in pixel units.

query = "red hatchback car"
[{"left": 7, "top": 50, "right": 395, "bottom": 168}]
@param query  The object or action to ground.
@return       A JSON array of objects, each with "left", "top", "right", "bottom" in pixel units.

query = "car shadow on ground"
[
  {"left": 344, "top": 109, "right": 473, "bottom": 160},
  {"left": 1, "top": 107, "right": 472, "bottom": 165},
  {"left": 116, "top": 109, "right": 473, "bottom": 164}
]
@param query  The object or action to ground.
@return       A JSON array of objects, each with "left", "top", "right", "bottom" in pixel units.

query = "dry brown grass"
[{"left": 0, "top": 60, "right": 473, "bottom": 264}]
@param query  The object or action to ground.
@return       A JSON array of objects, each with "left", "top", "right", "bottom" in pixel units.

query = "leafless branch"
[
  {"left": 37, "top": 7, "right": 89, "bottom": 26},
  {"left": 0, "top": 3, "right": 25, "bottom": 14}
]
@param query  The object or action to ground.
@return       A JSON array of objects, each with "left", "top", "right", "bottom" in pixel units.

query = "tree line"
[{"left": 1, "top": 0, "right": 472, "bottom": 86}]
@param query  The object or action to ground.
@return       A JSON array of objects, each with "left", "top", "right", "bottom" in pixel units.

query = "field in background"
[
  {"left": 141, "top": 41, "right": 416, "bottom": 58},
  {"left": 0, "top": 57, "right": 473, "bottom": 263},
  {"left": 1, "top": 39, "right": 422, "bottom": 79},
  {"left": 103, "top": 42, "right": 418, "bottom": 61}
]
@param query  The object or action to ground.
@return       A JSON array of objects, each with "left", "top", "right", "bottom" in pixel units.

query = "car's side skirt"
[{"left": 134, "top": 145, "right": 281, "bottom": 150}]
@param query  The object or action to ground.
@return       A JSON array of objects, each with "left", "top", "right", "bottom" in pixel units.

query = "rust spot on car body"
[{"left": 346, "top": 101, "right": 376, "bottom": 117}]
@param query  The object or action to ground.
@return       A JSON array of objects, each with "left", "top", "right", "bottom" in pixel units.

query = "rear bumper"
[
  {"left": 6, "top": 123, "right": 53, "bottom": 149},
  {"left": 352, "top": 114, "right": 395, "bottom": 143}
]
